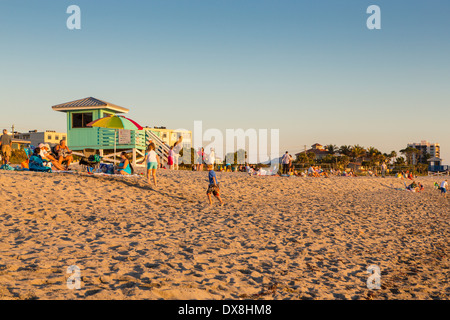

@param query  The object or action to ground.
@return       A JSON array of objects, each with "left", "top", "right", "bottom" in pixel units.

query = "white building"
[
  {"left": 407, "top": 140, "right": 440, "bottom": 165},
  {"left": 15, "top": 130, "right": 67, "bottom": 147}
]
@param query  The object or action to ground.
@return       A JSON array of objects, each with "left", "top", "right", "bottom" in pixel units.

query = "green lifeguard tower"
[{"left": 52, "top": 97, "right": 148, "bottom": 165}]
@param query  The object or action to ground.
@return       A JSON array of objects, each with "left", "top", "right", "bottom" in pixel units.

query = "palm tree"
[
  {"left": 394, "top": 156, "right": 406, "bottom": 166},
  {"left": 399, "top": 147, "right": 420, "bottom": 165},
  {"left": 325, "top": 144, "right": 338, "bottom": 155},
  {"left": 366, "top": 147, "right": 381, "bottom": 166},
  {"left": 350, "top": 145, "right": 366, "bottom": 162},
  {"left": 338, "top": 155, "right": 350, "bottom": 168},
  {"left": 339, "top": 145, "right": 352, "bottom": 157}
]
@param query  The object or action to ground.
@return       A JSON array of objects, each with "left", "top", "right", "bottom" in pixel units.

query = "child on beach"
[
  {"left": 207, "top": 164, "right": 223, "bottom": 206},
  {"left": 144, "top": 143, "right": 160, "bottom": 187}
]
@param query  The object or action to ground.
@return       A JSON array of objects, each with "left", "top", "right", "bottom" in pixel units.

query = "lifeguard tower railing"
[
  {"left": 145, "top": 129, "right": 169, "bottom": 163},
  {"left": 98, "top": 129, "right": 170, "bottom": 166},
  {"left": 428, "top": 165, "right": 449, "bottom": 176},
  {"left": 97, "top": 128, "right": 146, "bottom": 150},
  {"left": 70, "top": 128, "right": 170, "bottom": 167}
]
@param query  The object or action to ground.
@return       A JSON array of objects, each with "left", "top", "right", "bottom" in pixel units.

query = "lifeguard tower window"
[{"left": 72, "top": 112, "right": 93, "bottom": 128}]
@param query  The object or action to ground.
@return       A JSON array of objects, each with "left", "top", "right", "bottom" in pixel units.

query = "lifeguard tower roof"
[{"left": 52, "top": 97, "right": 129, "bottom": 114}]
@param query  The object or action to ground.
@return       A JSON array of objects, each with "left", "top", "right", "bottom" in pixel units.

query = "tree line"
[{"left": 295, "top": 144, "right": 430, "bottom": 170}]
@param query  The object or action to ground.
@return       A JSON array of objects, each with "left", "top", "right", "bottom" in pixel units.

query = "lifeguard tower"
[
  {"left": 52, "top": 97, "right": 170, "bottom": 166},
  {"left": 427, "top": 156, "right": 449, "bottom": 175}
]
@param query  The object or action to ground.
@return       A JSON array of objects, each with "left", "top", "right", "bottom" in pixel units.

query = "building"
[
  {"left": 295, "top": 143, "right": 330, "bottom": 160},
  {"left": 11, "top": 138, "right": 31, "bottom": 150},
  {"left": 16, "top": 130, "right": 67, "bottom": 147},
  {"left": 1, "top": 131, "right": 31, "bottom": 150},
  {"left": 52, "top": 97, "right": 147, "bottom": 165},
  {"left": 427, "top": 156, "right": 449, "bottom": 172},
  {"left": 407, "top": 141, "right": 440, "bottom": 165},
  {"left": 146, "top": 127, "right": 192, "bottom": 149},
  {"left": 52, "top": 97, "right": 191, "bottom": 166}
]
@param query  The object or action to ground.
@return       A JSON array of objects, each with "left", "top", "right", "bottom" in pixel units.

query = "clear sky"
[{"left": 1, "top": 0, "right": 449, "bottom": 162}]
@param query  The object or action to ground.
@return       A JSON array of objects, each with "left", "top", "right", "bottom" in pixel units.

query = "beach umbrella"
[{"left": 87, "top": 115, "right": 143, "bottom": 163}]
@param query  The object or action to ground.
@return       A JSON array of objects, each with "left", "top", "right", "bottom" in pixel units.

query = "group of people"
[
  {"left": 33, "top": 140, "right": 73, "bottom": 171},
  {"left": 192, "top": 147, "right": 216, "bottom": 171},
  {"left": 405, "top": 180, "right": 425, "bottom": 192},
  {"left": 397, "top": 170, "right": 416, "bottom": 180},
  {"left": 281, "top": 151, "right": 294, "bottom": 175},
  {"left": 141, "top": 141, "right": 223, "bottom": 205},
  {"left": 307, "top": 166, "right": 330, "bottom": 178},
  {"left": 118, "top": 136, "right": 184, "bottom": 183},
  {"left": 1, "top": 129, "right": 74, "bottom": 172}
]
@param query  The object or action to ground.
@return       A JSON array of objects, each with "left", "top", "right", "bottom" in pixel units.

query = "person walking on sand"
[
  {"left": 144, "top": 143, "right": 160, "bottom": 187},
  {"left": 207, "top": 164, "right": 223, "bottom": 206},
  {"left": 440, "top": 179, "right": 448, "bottom": 196},
  {"left": 381, "top": 162, "right": 387, "bottom": 178}
]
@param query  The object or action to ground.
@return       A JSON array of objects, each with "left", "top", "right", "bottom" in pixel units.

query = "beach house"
[
  {"left": 295, "top": 143, "right": 330, "bottom": 161},
  {"left": 52, "top": 97, "right": 191, "bottom": 166},
  {"left": 146, "top": 127, "right": 192, "bottom": 149},
  {"left": 427, "top": 156, "right": 449, "bottom": 173},
  {"left": 52, "top": 97, "right": 149, "bottom": 165}
]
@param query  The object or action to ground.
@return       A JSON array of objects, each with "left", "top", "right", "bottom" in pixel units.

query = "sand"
[{"left": 0, "top": 168, "right": 448, "bottom": 300}]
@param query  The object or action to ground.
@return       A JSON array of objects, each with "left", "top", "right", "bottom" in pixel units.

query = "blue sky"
[{"left": 1, "top": 0, "right": 449, "bottom": 162}]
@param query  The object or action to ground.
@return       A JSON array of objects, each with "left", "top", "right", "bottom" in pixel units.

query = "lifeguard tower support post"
[{"left": 52, "top": 97, "right": 149, "bottom": 166}]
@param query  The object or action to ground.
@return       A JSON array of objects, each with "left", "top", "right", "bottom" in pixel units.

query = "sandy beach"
[{"left": 0, "top": 169, "right": 448, "bottom": 300}]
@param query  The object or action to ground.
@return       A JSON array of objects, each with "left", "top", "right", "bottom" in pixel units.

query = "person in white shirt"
[
  {"left": 38, "top": 143, "right": 65, "bottom": 171},
  {"left": 281, "top": 151, "right": 290, "bottom": 175},
  {"left": 144, "top": 143, "right": 160, "bottom": 187},
  {"left": 440, "top": 179, "right": 448, "bottom": 196}
]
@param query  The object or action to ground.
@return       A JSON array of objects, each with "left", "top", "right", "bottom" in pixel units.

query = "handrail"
[{"left": 145, "top": 130, "right": 169, "bottom": 162}]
